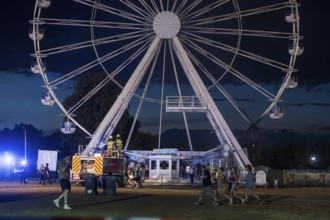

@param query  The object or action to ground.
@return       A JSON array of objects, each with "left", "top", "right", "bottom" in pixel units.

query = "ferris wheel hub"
[{"left": 153, "top": 11, "right": 180, "bottom": 39}]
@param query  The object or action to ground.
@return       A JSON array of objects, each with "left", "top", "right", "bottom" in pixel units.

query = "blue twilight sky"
[{"left": 0, "top": 0, "right": 329, "bottom": 142}]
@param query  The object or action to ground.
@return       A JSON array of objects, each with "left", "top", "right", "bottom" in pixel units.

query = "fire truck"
[{"left": 72, "top": 155, "right": 126, "bottom": 187}]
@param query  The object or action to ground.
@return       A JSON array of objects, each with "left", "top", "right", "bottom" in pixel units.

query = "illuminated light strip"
[
  {"left": 94, "top": 157, "right": 103, "bottom": 174},
  {"left": 72, "top": 156, "right": 81, "bottom": 173}
]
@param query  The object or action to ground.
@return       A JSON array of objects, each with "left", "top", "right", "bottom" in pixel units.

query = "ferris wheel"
[{"left": 30, "top": 0, "right": 302, "bottom": 169}]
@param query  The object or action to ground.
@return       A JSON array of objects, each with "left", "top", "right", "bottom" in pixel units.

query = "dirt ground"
[{"left": 0, "top": 179, "right": 330, "bottom": 220}]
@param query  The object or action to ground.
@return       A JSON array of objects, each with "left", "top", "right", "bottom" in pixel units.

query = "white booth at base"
[{"left": 149, "top": 155, "right": 180, "bottom": 180}]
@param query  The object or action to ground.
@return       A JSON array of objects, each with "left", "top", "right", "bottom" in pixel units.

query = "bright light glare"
[
  {"left": 4, "top": 155, "right": 14, "bottom": 164},
  {"left": 311, "top": 156, "right": 316, "bottom": 161},
  {"left": 21, "top": 160, "right": 27, "bottom": 166}
]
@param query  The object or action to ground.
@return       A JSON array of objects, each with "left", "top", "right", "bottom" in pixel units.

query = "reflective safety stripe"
[
  {"left": 94, "top": 157, "right": 103, "bottom": 174},
  {"left": 72, "top": 156, "right": 80, "bottom": 174}
]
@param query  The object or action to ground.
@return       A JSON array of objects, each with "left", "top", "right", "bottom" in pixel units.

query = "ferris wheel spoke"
[
  {"left": 73, "top": 0, "right": 146, "bottom": 24},
  {"left": 38, "top": 31, "right": 146, "bottom": 56},
  {"left": 68, "top": 37, "right": 152, "bottom": 114},
  {"left": 49, "top": 36, "right": 150, "bottom": 88},
  {"left": 186, "top": 2, "right": 288, "bottom": 26},
  {"left": 186, "top": 27, "right": 297, "bottom": 40},
  {"left": 119, "top": 0, "right": 153, "bottom": 21},
  {"left": 180, "top": 0, "right": 230, "bottom": 22},
  {"left": 174, "top": 0, "right": 188, "bottom": 15},
  {"left": 168, "top": 41, "right": 194, "bottom": 152},
  {"left": 184, "top": 32, "right": 290, "bottom": 71},
  {"left": 182, "top": 37, "right": 276, "bottom": 100},
  {"left": 177, "top": 0, "right": 202, "bottom": 19},
  {"left": 137, "top": 0, "right": 157, "bottom": 18},
  {"left": 41, "top": 18, "right": 147, "bottom": 30},
  {"left": 125, "top": 40, "right": 163, "bottom": 151},
  {"left": 184, "top": 48, "right": 255, "bottom": 125}
]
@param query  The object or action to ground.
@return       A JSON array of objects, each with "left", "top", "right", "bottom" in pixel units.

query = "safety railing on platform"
[{"left": 166, "top": 96, "right": 207, "bottom": 112}]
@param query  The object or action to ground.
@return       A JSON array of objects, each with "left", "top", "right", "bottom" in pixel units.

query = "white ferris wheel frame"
[{"left": 30, "top": 0, "right": 302, "bottom": 170}]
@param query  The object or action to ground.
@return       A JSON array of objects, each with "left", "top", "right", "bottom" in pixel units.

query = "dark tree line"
[{"left": 247, "top": 140, "right": 330, "bottom": 170}]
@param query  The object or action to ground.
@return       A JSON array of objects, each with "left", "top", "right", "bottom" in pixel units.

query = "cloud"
[
  {"left": 320, "top": 126, "right": 330, "bottom": 131},
  {"left": 288, "top": 102, "right": 330, "bottom": 107}
]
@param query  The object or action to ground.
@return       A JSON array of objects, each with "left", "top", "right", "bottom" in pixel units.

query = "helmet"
[{"left": 116, "top": 134, "right": 121, "bottom": 138}]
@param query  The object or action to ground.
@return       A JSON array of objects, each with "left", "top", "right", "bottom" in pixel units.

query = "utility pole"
[{"left": 23, "top": 126, "right": 27, "bottom": 163}]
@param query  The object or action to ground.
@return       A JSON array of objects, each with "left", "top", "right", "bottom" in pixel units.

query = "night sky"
[{"left": 0, "top": 0, "right": 329, "bottom": 145}]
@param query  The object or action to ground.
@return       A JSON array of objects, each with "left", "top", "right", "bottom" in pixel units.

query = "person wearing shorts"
[
  {"left": 245, "top": 164, "right": 263, "bottom": 204},
  {"left": 53, "top": 154, "right": 72, "bottom": 210}
]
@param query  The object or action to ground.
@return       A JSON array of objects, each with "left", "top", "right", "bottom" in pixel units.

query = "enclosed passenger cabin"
[
  {"left": 285, "top": 11, "right": 299, "bottom": 23},
  {"left": 31, "top": 61, "right": 46, "bottom": 74},
  {"left": 283, "top": 75, "right": 298, "bottom": 88},
  {"left": 288, "top": 44, "right": 304, "bottom": 56},
  {"left": 38, "top": 0, "right": 51, "bottom": 8},
  {"left": 41, "top": 92, "right": 55, "bottom": 106},
  {"left": 60, "top": 120, "right": 76, "bottom": 134},
  {"left": 269, "top": 105, "right": 284, "bottom": 120},
  {"left": 29, "top": 27, "right": 44, "bottom": 41}
]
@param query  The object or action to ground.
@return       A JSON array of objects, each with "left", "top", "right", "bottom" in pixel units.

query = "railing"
[{"left": 166, "top": 96, "right": 207, "bottom": 112}]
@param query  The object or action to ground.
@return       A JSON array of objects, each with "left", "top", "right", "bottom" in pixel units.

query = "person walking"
[
  {"left": 245, "top": 164, "right": 263, "bottom": 204},
  {"left": 228, "top": 167, "right": 244, "bottom": 205},
  {"left": 215, "top": 167, "right": 231, "bottom": 203},
  {"left": 194, "top": 165, "right": 219, "bottom": 206},
  {"left": 134, "top": 165, "right": 142, "bottom": 188},
  {"left": 20, "top": 166, "right": 28, "bottom": 185},
  {"left": 189, "top": 165, "right": 195, "bottom": 185},
  {"left": 38, "top": 164, "right": 45, "bottom": 184},
  {"left": 53, "top": 154, "right": 72, "bottom": 210},
  {"left": 43, "top": 163, "right": 51, "bottom": 185}
]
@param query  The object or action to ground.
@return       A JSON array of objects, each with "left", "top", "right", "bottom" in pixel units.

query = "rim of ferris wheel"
[
  {"left": 30, "top": 0, "right": 303, "bottom": 170},
  {"left": 28, "top": 19, "right": 46, "bottom": 25}
]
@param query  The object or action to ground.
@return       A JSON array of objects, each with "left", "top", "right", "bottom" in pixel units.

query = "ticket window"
[
  {"left": 160, "top": 160, "right": 169, "bottom": 170},
  {"left": 151, "top": 160, "right": 157, "bottom": 170}
]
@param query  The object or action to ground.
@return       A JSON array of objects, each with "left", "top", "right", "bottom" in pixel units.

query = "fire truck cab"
[{"left": 72, "top": 155, "right": 126, "bottom": 187}]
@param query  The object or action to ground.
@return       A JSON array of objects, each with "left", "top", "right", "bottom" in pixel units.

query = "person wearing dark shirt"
[
  {"left": 53, "top": 155, "right": 72, "bottom": 210},
  {"left": 194, "top": 165, "right": 219, "bottom": 206}
]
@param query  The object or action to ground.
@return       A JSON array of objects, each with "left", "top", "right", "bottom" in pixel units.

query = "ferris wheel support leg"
[
  {"left": 81, "top": 36, "right": 161, "bottom": 156},
  {"left": 171, "top": 36, "right": 251, "bottom": 170}
]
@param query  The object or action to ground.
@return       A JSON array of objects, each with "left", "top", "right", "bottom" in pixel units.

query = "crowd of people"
[{"left": 194, "top": 164, "right": 263, "bottom": 206}]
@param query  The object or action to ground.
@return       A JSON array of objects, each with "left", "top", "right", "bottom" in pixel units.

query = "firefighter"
[
  {"left": 115, "top": 134, "right": 123, "bottom": 157},
  {"left": 106, "top": 136, "right": 115, "bottom": 157}
]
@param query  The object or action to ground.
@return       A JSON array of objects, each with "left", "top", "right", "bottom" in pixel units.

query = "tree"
[
  {"left": 0, "top": 123, "right": 44, "bottom": 164},
  {"left": 60, "top": 72, "right": 155, "bottom": 153}
]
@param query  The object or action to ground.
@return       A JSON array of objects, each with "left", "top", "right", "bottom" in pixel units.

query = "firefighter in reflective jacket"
[
  {"left": 107, "top": 136, "right": 115, "bottom": 157},
  {"left": 115, "top": 134, "right": 123, "bottom": 157}
]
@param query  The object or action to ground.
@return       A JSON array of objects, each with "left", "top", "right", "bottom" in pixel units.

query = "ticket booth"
[{"left": 148, "top": 154, "right": 180, "bottom": 180}]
